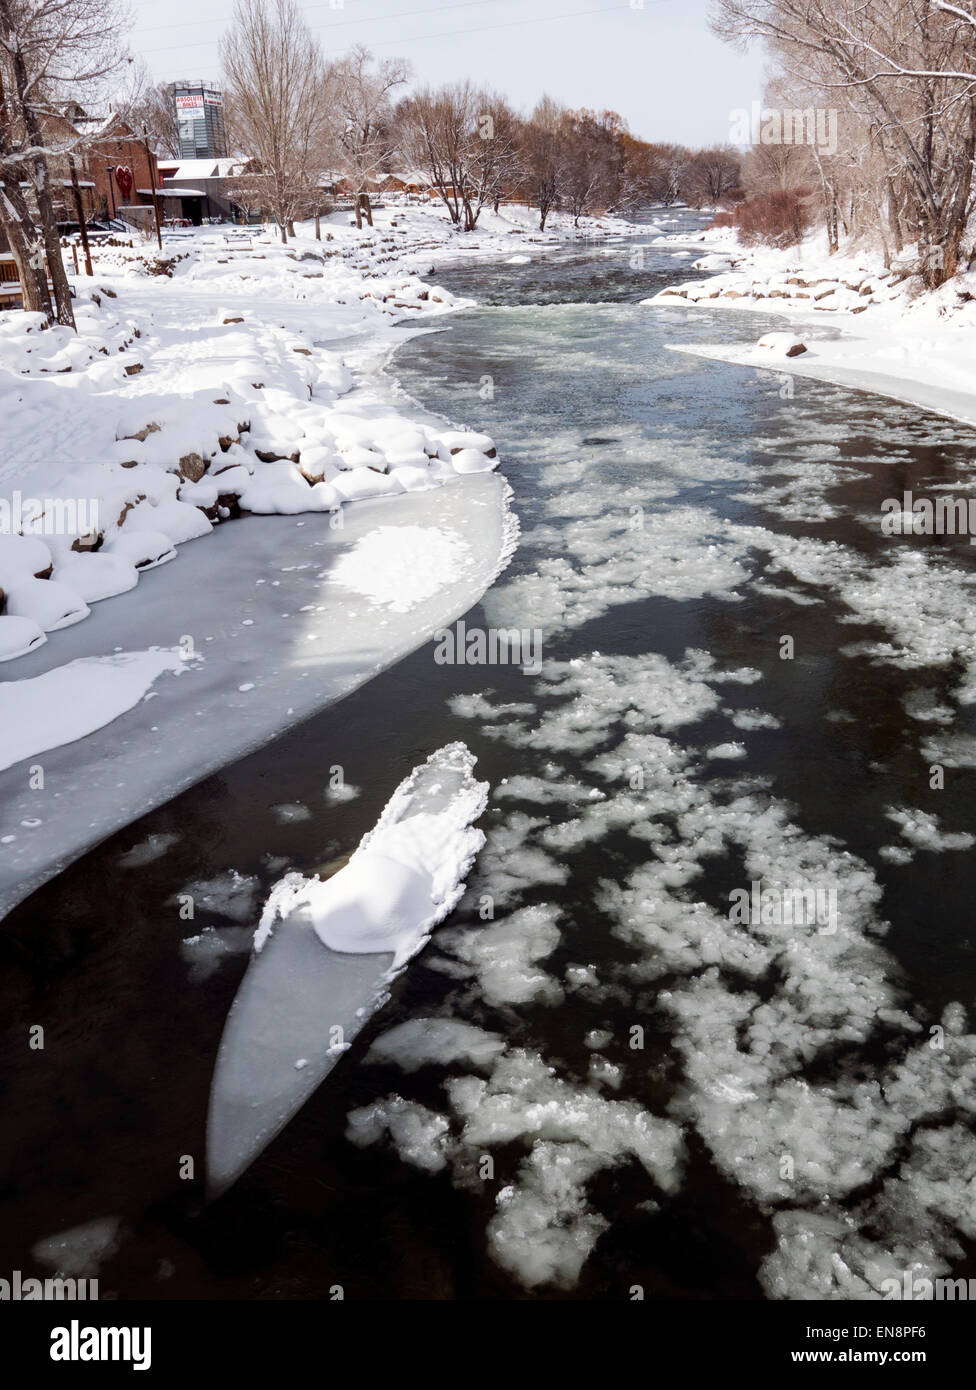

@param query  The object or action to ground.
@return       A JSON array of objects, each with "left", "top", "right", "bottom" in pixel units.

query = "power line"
[
  {"left": 369, "top": 3, "right": 633, "bottom": 48},
  {"left": 135, "top": 0, "right": 635, "bottom": 58},
  {"left": 137, "top": 0, "right": 504, "bottom": 40}
]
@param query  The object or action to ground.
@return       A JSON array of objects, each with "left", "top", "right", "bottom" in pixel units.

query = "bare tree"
[
  {"left": 559, "top": 108, "right": 626, "bottom": 223},
  {"left": 0, "top": 0, "right": 125, "bottom": 325},
  {"left": 220, "top": 0, "right": 328, "bottom": 242},
  {"left": 327, "top": 44, "right": 408, "bottom": 229},
  {"left": 520, "top": 95, "right": 565, "bottom": 230},
  {"left": 713, "top": 0, "right": 976, "bottom": 285},
  {"left": 397, "top": 81, "right": 514, "bottom": 231},
  {"left": 225, "top": 170, "right": 268, "bottom": 224},
  {"left": 619, "top": 138, "right": 690, "bottom": 208},
  {"left": 683, "top": 146, "right": 742, "bottom": 207},
  {"left": 116, "top": 60, "right": 180, "bottom": 158},
  {"left": 465, "top": 92, "right": 522, "bottom": 221}
]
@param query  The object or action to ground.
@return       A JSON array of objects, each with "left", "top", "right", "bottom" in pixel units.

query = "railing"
[{"left": 0, "top": 251, "right": 54, "bottom": 307}]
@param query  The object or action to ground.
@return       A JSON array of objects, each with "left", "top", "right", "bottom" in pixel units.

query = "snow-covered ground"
[
  {"left": 1, "top": 201, "right": 635, "bottom": 911},
  {"left": 642, "top": 224, "right": 976, "bottom": 427}
]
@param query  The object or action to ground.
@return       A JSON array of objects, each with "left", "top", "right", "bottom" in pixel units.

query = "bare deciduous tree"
[
  {"left": 397, "top": 81, "right": 516, "bottom": 230},
  {"left": 713, "top": 0, "right": 976, "bottom": 285},
  {"left": 220, "top": 0, "right": 328, "bottom": 242},
  {"left": 116, "top": 60, "right": 180, "bottom": 159},
  {"left": 0, "top": 0, "right": 125, "bottom": 325},
  {"left": 327, "top": 44, "right": 409, "bottom": 229},
  {"left": 520, "top": 95, "right": 565, "bottom": 231}
]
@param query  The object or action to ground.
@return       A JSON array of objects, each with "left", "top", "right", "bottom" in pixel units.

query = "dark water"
[{"left": 3, "top": 210, "right": 976, "bottom": 1299}]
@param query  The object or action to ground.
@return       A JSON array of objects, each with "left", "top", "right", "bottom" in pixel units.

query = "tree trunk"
[
  {"left": 885, "top": 177, "right": 903, "bottom": 255},
  {"left": 280, "top": 221, "right": 288, "bottom": 242},
  {"left": 287, "top": 219, "right": 296, "bottom": 238},
  {"left": 314, "top": 212, "right": 321, "bottom": 240},
  {"left": 0, "top": 183, "right": 53, "bottom": 316},
  {"left": 363, "top": 193, "right": 373, "bottom": 227},
  {"left": 0, "top": 0, "right": 74, "bottom": 327}
]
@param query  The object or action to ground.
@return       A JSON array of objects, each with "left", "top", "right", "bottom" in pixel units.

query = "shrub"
[{"left": 734, "top": 189, "right": 811, "bottom": 248}]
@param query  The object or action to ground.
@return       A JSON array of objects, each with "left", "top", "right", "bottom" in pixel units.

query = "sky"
[{"left": 128, "top": 0, "right": 767, "bottom": 148}]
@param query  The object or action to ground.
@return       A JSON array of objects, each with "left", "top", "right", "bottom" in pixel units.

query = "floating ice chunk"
[
  {"left": 706, "top": 741, "right": 747, "bottom": 760},
  {"left": 206, "top": 743, "right": 488, "bottom": 1196},
  {"left": 885, "top": 806, "right": 975, "bottom": 853},
  {"left": 439, "top": 905, "right": 563, "bottom": 1007},
  {"left": 177, "top": 870, "right": 260, "bottom": 923},
  {"left": 324, "top": 781, "right": 360, "bottom": 805},
  {"left": 729, "top": 708, "right": 782, "bottom": 731},
  {"left": 489, "top": 1142, "right": 610, "bottom": 1289},
  {"left": 346, "top": 1097, "right": 453, "bottom": 1173},
  {"left": 270, "top": 802, "right": 311, "bottom": 825},
  {"left": 32, "top": 1216, "right": 121, "bottom": 1278},
  {"left": 181, "top": 925, "right": 254, "bottom": 983},
  {"left": 118, "top": 831, "right": 180, "bottom": 867},
  {"left": 365, "top": 1018, "right": 506, "bottom": 1073}
]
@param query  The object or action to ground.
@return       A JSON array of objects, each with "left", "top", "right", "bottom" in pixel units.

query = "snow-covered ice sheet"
[
  {"left": 206, "top": 742, "right": 488, "bottom": 1196},
  {"left": 0, "top": 649, "right": 184, "bottom": 773},
  {"left": 0, "top": 473, "right": 514, "bottom": 920}
]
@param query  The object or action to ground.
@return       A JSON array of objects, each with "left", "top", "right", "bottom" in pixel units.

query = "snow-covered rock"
[
  {"left": 0, "top": 615, "right": 47, "bottom": 661},
  {"left": 756, "top": 332, "right": 808, "bottom": 358},
  {"left": 55, "top": 553, "right": 139, "bottom": 603},
  {"left": 3, "top": 577, "right": 90, "bottom": 631}
]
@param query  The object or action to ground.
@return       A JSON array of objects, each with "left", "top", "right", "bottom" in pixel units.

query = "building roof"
[
  {"left": 158, "top": 186, "right": 207, "bottom": 197},
  {"left": 159, "top": 158, "right": 247, "bottom": 181}
]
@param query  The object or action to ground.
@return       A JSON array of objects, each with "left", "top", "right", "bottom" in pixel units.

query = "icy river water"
[{"left": 3, "top": 210, "right": 976, "bottom": 1299}]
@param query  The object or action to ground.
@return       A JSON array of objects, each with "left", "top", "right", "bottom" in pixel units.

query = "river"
[{"left": 3, "top": 209, "right": 976, "bottom": 1300}]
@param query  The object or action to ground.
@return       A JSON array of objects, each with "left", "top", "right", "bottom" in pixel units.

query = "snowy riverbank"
[
  {"left": 1, "top": 201, "right": 640, "bottom": 911},
  {"left": 642, "top": 223, "right": 976, "bottom": 428}
]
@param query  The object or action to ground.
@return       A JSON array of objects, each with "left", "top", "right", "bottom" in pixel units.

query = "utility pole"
[
  {"left": 106, "top": 165, "right": 116, "bottom": 220},
  {"left": 142, "top": 125, "right": 162, "bottom": 250},
  {"left": 68, "top": 154, "right": 93, "bottom": 275}
]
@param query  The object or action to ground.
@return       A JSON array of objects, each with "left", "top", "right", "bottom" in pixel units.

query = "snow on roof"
[
  {"left": 161, "top": 159, "right": 249, "bottom": 181},
  {"left": 158, "top": 187, "right": 207, "bottom": 197}
]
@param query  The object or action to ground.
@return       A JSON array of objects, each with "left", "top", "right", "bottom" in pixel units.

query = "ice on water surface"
[
  {"left": 0, "top": 473, "right": 513, "bottom": 920},
  {"left": 206, "top": 743, "right": 488, "bottom": 1196}
]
